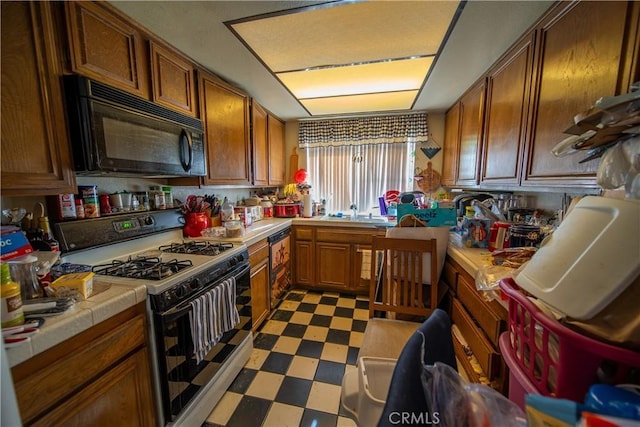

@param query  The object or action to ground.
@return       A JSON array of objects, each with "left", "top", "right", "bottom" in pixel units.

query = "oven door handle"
[
  {"left": 160, "top": 263, "right": 250, "bottom": 323},
  {"left": 161, "top": 301, "right": 194, "bottom": 324}
]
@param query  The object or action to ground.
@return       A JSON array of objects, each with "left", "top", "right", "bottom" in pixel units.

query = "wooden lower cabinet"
[
  {"left": 292, "top": 225, "right": 384, "bottom": 294},
  {"left": 248, "top": 239, "right": 270, "bottom": 331},
  {"left": 11, "top": 303, "right": 156, "bottom": 426},
  {"left": 442, "top": 256, "right": 508, "bottom": 394}
]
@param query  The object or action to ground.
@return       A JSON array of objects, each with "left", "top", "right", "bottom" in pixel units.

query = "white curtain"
[{"left": 305, "top": 142, "right": 416, "bottom": 214}]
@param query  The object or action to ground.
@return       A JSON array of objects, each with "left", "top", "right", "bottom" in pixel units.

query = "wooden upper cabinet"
[
  {"left": 252, "top": 101, "right": 269, "bottom": 186},
  {"left": 456, "top": 80, "right": 486, "bottom": 186},
  {"left": 481, "top": 33, "right": 534, "bottom": 185},
  {"left": 199, "top": 70, "right": 251, "bottom": 185},
  {"left": 268, "top": 114, "right": 286, "bottom": 186},
  {"left": 65, "top": 1, "right": 149, "bottom": 99},
  {"left": 149, "top": 41, "right": 197, "bottom": 117},
  {"left": 442, "top": 102, "right": 461, "bottom": 187},
  {"left": 1, "top": 1, "right": 76, "bottom": 196},
  {"left": 522, "top": 1, "right": 636, "bottom": 187}
]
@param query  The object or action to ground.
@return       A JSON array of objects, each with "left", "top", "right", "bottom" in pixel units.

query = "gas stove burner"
[
  {"left": 159, "top": 241, "right": 234, "bottom": 256},
  {"left": 92, "top": 256, "right": 193, "bottom": 280}
]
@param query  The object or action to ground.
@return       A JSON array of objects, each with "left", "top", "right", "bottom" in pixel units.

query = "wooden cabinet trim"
[
  {"left": 1, "top": 1, "right": 76, "bottom": 196},
  {"left": 481, "top": 33, "right": 535, "bottom": 185},
  {"left": 267, "top": 114, "right": 286, "bottom": 186},
  {"left": 149, "top": 40, "right": 197, "bottom": 116},
  {"left": 522, "top": 1, "right": 630, "bottom": 187},
  {"left": 457, "top": 274, "right": 506, "bottom": 345},
  {"left": 13, "top": 306, "right": 148, "bottom": 424},
  {"left": 251, "top": 101, "right": 269, "bottom": 186},
  {"left": 452, "top": 298, "right": 499, "bottom": 379},
  {"left": 32, "top": 348, "right": 156, "bottom": 427},
  {"left": 65, "top": 1, "right": 149, "bottom": 98},
  {"left": 199, "top": 70, "right": 251, "bottom": 185},
  {"left": 455, "top": 79, "right": 486, "bottom": 186}
]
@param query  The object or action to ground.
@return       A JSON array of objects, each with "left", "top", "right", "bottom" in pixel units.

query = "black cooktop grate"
[{"left": 92, "top": 256, "right": 193, "bottom": 280}]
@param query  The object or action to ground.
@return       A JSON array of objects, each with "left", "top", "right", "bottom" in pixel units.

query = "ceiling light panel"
[
  {"left": 230, "top": 1, "right": 460, "bottom": 72},
  {"left": 278, "top": 57, "right": 434, "bottom": 99},
  {"left": 301, "top": 91, "right": 419, "bottom": 116}
]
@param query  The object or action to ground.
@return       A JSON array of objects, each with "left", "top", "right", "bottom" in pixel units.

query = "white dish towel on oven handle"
[{"left": 189, "top": 277, "right": 240, "bottom": 364}]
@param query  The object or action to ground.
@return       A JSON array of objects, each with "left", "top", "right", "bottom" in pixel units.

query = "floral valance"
[{"left": 298, "top": 112, "right": 429, "bottom": 147}]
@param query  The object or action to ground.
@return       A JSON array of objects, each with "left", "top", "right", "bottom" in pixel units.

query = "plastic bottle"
[
  {"left": 221, "top": 197, "right": 234, "bottom": 223},
  {"left": 38, "top": 217, "right": 60, "bottom": 252},
  {"left": 1, "top": 263, "right": 24, "bottom": 328}
]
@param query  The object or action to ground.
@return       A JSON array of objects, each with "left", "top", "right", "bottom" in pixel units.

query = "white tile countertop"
[{"left": 5, "top": 281, "right": 147, "bottom": 368}]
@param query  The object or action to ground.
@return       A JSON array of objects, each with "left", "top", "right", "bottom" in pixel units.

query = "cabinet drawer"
[
  {"left": 443, "top": 261, "right": 458, "bottom": 292},
  {"left": 14, "top": 311, "right": 147, "bottom": 424},
  {"left": 457, "top": 274, "right": 505, "bottom": 345},
  {"left": 248, "top": 239, "right": 269, "bottom": 268},
  {"left": 316, "top": 228, "right": 375, "bottom": 244},
  {"left": 451, "top": 298, "right": 499, "bottom": 379},
  {"left": 294, "top": 227, "right": 314, "bottom": 240}
]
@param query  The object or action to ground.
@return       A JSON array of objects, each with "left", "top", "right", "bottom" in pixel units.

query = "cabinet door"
[
  {"left": 481, "top": 34, "right": 534, "bottom": 185},
  {"left": 33, "top": 348, "right": 156, "bottom": 427},
  {"left": 316, "top": 242, "right": 351, "bottom": 289},
  {"left": 268, "top": 115, "right": 286, "bottom": 186},
  {"left": 252, "top": 101, "right": 269, "bottom": 186},
  {"left": 150, "top": 41, "right": 197, "bottom": 117},
  {"left": 441, "top": 102, "right": 460, "bottom": 187},
  {"left": 456, "top": 80, "right": 486, "bottom": 186},
  {"left": 1, "top": 1, "right": 76, "bottom": 196},
  {"left": 294, "top": 240, "right": 314, "bottom": 286},
  {"left": 250, "top": 258, "right": 270, "bottom": 332},
  {"left": 199, "top": 71, "right": 251, "bottom": 185},
  {"left": 523, "top": 1, "right": 633, "bottom": 187},
  {"left": 65, "top": 1, "right": 149, "bottom": 98}
]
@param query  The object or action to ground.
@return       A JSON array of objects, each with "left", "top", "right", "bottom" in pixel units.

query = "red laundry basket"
[{"left": 499, "top": 278, "right": 640, "bottom": 403}]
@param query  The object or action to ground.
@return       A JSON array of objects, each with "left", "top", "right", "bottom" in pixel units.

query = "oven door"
[{"left": 153, "top": 263, "right": 251, "bottom": 422}]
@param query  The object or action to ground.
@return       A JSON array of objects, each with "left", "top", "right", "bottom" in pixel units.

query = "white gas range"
[{"left": 56, "top": 210, "right": 253, "bottom": 426}]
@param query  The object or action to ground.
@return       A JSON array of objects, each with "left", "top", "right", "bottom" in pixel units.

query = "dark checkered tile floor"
[{"left": 203, "top": 289, "right": 369, "bottom": 427}]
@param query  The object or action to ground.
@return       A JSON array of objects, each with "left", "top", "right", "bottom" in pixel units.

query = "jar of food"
[{"left": 224, "top": 220, "right": 244, "bottom": 238}]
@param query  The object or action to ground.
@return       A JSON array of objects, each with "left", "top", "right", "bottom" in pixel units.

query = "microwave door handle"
[{"left": 179, "top": 129, "right": 193, "bottom": 172}]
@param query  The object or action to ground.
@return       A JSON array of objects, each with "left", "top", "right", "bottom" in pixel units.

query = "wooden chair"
[
  {"left": 369, "top": 236, "right": 439, "bottom": 319},
  {"left": 358, "top": 235, "right": 444, "bottom": 361}
]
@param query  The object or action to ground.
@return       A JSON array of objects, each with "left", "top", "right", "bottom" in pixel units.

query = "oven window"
[{"left": 156, "top": 267, "right": 252, "bottom": 420}]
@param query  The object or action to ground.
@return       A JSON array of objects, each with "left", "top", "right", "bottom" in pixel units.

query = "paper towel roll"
[{"left": 303, "top": 194, "right": 312, "bottom": 217}]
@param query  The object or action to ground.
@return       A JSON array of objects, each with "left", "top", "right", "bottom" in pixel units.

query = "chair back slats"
[{"left": 369, "top": 236, "right": 439, "bottom": 319}]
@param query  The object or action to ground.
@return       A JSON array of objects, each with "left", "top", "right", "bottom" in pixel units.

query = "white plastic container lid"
[{"left": 514, "top": 196, "right": 640, "bottom": 320}]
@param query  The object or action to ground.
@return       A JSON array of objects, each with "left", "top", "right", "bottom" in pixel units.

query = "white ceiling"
[{"left": 109, "top": 1, "right": 554, "bottom": 121}]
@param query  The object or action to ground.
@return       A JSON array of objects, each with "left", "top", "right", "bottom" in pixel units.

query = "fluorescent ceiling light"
[
  {"left": 301, "top": 91, "right": 419, "bottom": 116},
  {"left": 279, "top": 57, "right": 434, "bottom": 99},
  {"left": 227, "top": 1, "right": 461, "bottom": 116}
]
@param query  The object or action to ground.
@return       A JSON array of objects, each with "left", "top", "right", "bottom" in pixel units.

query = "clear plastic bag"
[
  {"left": 475, "top": 265, "right": 513, "bottom": 301},
  {"left": 421, "top": 363, "right": 526, "bottom": 427}
]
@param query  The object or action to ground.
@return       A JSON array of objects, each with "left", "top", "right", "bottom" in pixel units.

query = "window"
[
  {"left": 298, "top": 112, "right": 427, "bottom": 215},
  {"left": 304, "top": 142, "right": 416, "bottom": 215}
]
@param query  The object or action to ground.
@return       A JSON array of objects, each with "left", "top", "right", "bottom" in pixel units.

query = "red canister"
[{"left": 488, "top": 221, "right": 511, "bottom": 252}]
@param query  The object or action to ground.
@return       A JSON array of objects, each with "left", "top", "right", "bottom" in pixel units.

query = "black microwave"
[{"left": 64, "top": 75, "right": 206, "bottom": 177}]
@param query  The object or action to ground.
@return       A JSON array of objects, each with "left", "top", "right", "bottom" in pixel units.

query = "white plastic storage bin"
[{"left": 341, "top": 357, "right": 396, "bottom": 426}]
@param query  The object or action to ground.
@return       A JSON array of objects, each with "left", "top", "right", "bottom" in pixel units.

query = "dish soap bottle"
[
  {"left": 220, "top": 197, "right": 234, "bottom": 223},
  {"left": 1, "top": 263, "right": 24, "bottom": 328}
]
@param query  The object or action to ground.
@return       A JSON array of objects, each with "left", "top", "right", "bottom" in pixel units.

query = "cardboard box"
[
  {"left": 1, "top": 228, "right": 34, "bottom": 261},
  {"left": 50, "top": 272, "right": 94, "bottom": 299}
]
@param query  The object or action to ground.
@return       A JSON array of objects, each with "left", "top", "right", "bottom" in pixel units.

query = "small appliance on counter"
[{"left": 274, "top": 202, "right": 300, "bottom": 218}]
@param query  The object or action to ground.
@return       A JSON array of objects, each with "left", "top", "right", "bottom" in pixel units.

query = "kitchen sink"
[{"left": 320, "top": 215, "right": 389, "bottom": 224}]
